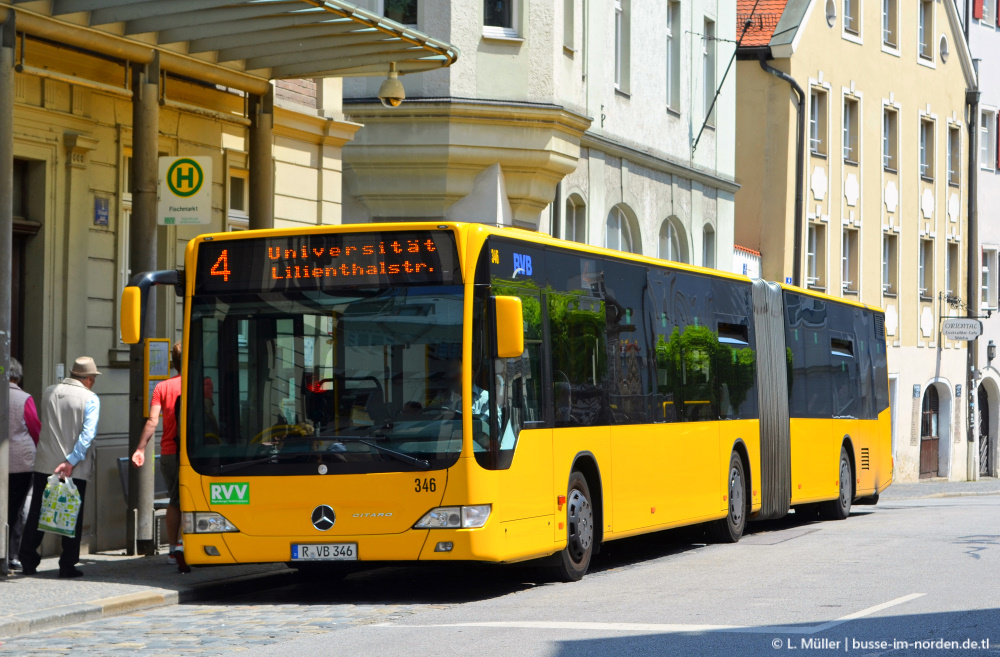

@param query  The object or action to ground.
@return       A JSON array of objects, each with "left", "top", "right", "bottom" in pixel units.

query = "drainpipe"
[
  {"left": 759, "top": 54, "right": 805, "bottom": 288},
  {"left": 966, "top": 80, "right": 980, "bottom": 481}
]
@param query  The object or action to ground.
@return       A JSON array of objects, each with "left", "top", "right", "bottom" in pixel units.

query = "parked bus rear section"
[{"left": 120, "top": 222, "right": 891, "bottom": 580}]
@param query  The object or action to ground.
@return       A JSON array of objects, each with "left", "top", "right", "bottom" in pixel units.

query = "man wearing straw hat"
[{"left": 19, "top": 357, "right": 102, "bottom": 578}]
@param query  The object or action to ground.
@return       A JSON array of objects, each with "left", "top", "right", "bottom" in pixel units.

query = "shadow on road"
[
  {"left": 546, "top": 609, "right": 999, "bottom": 657},
  {"left": 189, "top": 506, "right": 873, "bottom": 608}
]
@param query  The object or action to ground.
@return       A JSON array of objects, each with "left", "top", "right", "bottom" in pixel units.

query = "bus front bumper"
[{"left": 182, "top": 520, "right": 551, "bottom": 566}]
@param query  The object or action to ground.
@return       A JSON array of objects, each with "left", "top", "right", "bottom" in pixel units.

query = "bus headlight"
[
  {"left": 414, "top": 505, "right": 491, "bottom": 529},
  {"left": 183, "top": 512, "right": 239, "bottom": 534}
]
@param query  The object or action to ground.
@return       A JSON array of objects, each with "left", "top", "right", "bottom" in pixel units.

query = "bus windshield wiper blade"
[
  {"left": 333, "top": 437, "right": 431, "bottom": 470},
  {"left": 213, "top": 451, "right": 329, "bottom": 475}
]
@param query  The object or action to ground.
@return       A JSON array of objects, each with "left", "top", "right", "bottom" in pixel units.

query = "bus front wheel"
[
  {"left": 820, "top": 446, "right": 853, "bottom": 520},
  {"left": 551, "top": 471, "right": 595, "bottom": 582},
  {"left": 708, "top": 452, "right": 747, "bottom": 543}
]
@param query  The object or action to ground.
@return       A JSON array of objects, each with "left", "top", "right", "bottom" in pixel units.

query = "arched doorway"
[
  {"left": 979, "top": 385, "right": 991, "bottom": 477},
  {"left": 919, "top": 386, "right": 940, "bottom": 479}
]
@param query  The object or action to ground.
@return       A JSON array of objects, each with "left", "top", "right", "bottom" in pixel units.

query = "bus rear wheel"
[
  {"left": 550, "top": 471, "right": 594, "bottom": 582},
  {"left": 708, "top": 452, "right": 747, "bottom": 543},
  {"left": 820, "top": 446, "right": 853, "bottom": 520}
]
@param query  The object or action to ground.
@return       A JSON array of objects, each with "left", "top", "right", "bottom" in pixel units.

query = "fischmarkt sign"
[
  {"left": 941, "top": 318, "right": 983, "bottom": 341},
  {"left": 158, "top": 156, "right": 212, "bottom": 225}
]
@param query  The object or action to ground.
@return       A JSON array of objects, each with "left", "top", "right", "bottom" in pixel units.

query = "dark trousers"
[
  {"left": 8, "top": 472, "right": 33, "bottom": 559},
  {"left": 8, "top": 472, "right": 32, "bottom": 530},
  {"left": 19, "top": 472, "right": 87, "bottom": 573}
]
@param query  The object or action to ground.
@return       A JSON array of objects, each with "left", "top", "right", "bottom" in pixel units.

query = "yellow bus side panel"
[
  {"left": 877, "top": 407, "right": 893, "bottom": 492},
  {"left": 552, "top": 426, "right": 611, "bottom": 542},
  {"left": 789, "top": 418, "right": 839, "bottom": 504},
  {"left": 719, "top": 420, "right": 762, "bottom": 514}
]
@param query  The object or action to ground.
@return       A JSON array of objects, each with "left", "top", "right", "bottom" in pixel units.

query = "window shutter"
[
  {"left": 997, "top": 0, "right": 1000, "bottom": 25},
  {"left": 974, "top": 0, "right": 984, "bottom": 20},
  {"left": 997, "top": 112, "right": 1000, "bottom": 170}
]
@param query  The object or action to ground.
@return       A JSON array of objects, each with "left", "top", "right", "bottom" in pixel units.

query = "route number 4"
[{"left": 210, "top": 249, "right": 231, "bottom": 282}]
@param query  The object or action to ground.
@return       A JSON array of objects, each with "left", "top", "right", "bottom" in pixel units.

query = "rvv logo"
[{"left": 210, "top": 482, "right": 250, "bottom": 505}]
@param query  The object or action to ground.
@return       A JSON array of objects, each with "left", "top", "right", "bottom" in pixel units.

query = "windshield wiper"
[
  {"left": 212, "top": 451, "right": 329, "bottom": 475},
  {"left": 333, "top": 437, "right": 431, "bottom": 470}
]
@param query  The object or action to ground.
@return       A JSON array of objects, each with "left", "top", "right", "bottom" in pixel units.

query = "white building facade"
[
  {"left": 962, "top": 0, "right": 1000, "bottom": 478},
  {"left": 342, "top": 0, "right": 737, "bottom": 268}
]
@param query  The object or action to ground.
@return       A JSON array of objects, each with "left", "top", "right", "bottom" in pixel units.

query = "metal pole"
[
  {"left": 966, "top": 83, "right": 981, "bottom": 481},
  {"left": 126, "top": 53, "right": 159, "bottom": 556},
  {"left": 0, "top": 12, "right": 15, "bottom": 577},
  {"left": 248, "top": 87, "right": 274, "bottom": 230}
]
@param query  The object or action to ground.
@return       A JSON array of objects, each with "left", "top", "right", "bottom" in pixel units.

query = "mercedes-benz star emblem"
[{"left": 311, "top": 505, "right": 335, "bottom": 531}]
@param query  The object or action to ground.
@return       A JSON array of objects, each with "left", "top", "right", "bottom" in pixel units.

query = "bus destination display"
[{"left": 194, "top": 230, "right": 460, "bottom": 294}]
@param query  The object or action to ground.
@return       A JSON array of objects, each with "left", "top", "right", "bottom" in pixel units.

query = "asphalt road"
[{"left": 2, "top": 495, "right": 998, "bottom": 656}]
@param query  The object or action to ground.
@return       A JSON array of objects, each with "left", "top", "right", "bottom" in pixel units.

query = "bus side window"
[
  {"left": 493, "top": 289, "right": 543, "bottom": 469},
  {"left": 548, "top": 293, "right": 608, "bottom": 427}
]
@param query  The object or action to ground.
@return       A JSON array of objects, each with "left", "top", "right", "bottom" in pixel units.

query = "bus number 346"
[{"left": 415, "top": 478, "right": 437, "bottom": 493}]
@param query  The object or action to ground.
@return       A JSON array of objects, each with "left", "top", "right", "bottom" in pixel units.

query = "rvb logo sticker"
[
  {"left": 210, "top": 482, "right": 250, "bottom": 505},
  {"left": 513, "top": 253, "right": 532, "bottom": 277}
]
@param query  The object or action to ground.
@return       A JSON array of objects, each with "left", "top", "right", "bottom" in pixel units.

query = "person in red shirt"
[{"left": 132, "top": 342, "right": 189, "bottom": 573}]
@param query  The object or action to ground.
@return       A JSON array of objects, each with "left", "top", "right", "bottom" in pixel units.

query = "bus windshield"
[{"left": 186, "top": 285, "right": 465, "bottom": 475}]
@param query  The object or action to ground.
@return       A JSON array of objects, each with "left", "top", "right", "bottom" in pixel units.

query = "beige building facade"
[
  {"left": 735, "top": 0, "right": 978, "bottom": 481},
  {"left": 0, "top": 0, "right": 456, "bottom": 554}
]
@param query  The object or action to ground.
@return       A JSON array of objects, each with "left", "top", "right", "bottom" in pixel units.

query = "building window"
[
  {"left": 883, "top": 232, "right": 898, "bottom": 295},
  {"left": 228, "top": 172, "right": 249, "bottom": 231},
  {"left": 945, "top": 242, "right": 960, "bottom": 298},
  {"left": 614, "top": 0, "right": 631, "bottom": 91},
  {"left": 882, "top": 0, "right": 897, "bottom": 48},
  {"left": 982, "top": 109, "right": 997, "bottom": 171},
  {"left": 947, "top": 125, "right": 961, "bottom": 186},
  {"left": 564, "top": 0, "right": 575, "bottom": 50},
  {"left": 883, "top": 106, "right": 898, "bottom": 170},
  {"left": 703, "top": 225, "right": 716, "bottom": 269},
  {"left": 666, "top": 0, "right": 680, "bottom": 112},
  {"left": 703, "top": 18, "right": 716, "bottom": 125},
  {"left": 564, "top": 194, "right": 587, "bottom": 243},
  {"left": 484, "top": 0, "right": 517, "bottom": 38},
  {"left": 919, "top": 239, "right": 934, "bottom": 299},
  {"left": 607, "top": 205, "right": 641, "bottom": 254},
  {"left": 983, "top": 0, "right": 995, "bottom": 25},
  {"left": 842, "top": 228, "right": 859, "bottom": 293},
  {"left": 843, "top": 96, "right": 859, "bottom": 163},
  {"left": 807, "top": 222, "right": 826, "bottom": 289},
  {"left": 919, "top": 0, "right": 933, "bottom": 61},
  {"left": 658, "top": 217, "right": 686, "bottom": 262},
  {"left": 844, "top": 0, "right": 859, "bottom": 35},
  {"left": 810, "top": 88, "right": 828, "bottom": 156},
  {"left": 984, "top": 247, "right": 999, "bottom": 309},
  {"left": 920, "top": 118, "right": 935, "bottom": 179},
  {"left": 381, "top": 0, "right": 417, "bottom": 25}
]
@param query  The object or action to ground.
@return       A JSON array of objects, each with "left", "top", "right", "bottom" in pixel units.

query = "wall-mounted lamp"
[{"left": 989, "top": 339, "right": 996, "bottom": 365}]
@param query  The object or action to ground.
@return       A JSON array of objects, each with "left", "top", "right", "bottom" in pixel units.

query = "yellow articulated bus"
[{"left": 120, "top": 222, "right": 891, "bottom": 581}]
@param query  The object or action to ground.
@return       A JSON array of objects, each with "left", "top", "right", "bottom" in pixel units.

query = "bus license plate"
[{"left": 291, "top": 543, "right": 357, "bottom": 561}]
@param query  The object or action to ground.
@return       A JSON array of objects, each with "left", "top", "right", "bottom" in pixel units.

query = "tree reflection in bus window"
[{"left": 549, "top": 293, "right": 608, "bottom": 427}]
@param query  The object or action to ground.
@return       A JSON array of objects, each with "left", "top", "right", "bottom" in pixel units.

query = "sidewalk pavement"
[
  {"left": 0, "top": 551, "right": 292, "bottom": 639},
  {"left": 880, "top": 477, "right": 1000, "bottom": 500}
]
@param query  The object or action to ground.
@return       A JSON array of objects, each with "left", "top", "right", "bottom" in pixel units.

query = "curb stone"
[{"left": 0, "top": 568, "right": 296, "bottom": 639}]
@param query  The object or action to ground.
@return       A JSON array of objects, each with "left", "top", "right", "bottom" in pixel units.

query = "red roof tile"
[{"left": 736, "top": 0, "right": 790, "bottom": 47}]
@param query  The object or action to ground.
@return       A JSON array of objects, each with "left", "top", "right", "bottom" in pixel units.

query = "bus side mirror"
[
  {"left": 120, "top": 286, "right": 142, "bottom": 345},
  {"left": 119, "top": 269, "right": 182, "bottom": 344},
  {"left": 493, "top": 296, "right": 524, "bottom": 359}
]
